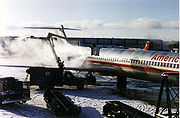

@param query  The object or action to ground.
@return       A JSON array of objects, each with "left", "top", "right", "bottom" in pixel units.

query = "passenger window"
[
  {"left": 167, "top": 63, "right": 169, "bottom": 67},
  {"left": 154, "top": 62, "right": 157, "bottom": 66},
  {"left": 143, "top": 61, "right": 146, "bottom": 65},
  {"left": 177, "top": 64, "right": 179, "bottom": 69},
  {"left": 157, "top": 62, "right": 160, "bottom": 66},
  {"left": 152, "top": 61, "right": 154, "bottom": 65},
  {"left": 170, "top": 63, "right": 173, "bottom": 68},
  {"left": 164, "top": 63, "right": 166, "bottom": 67},
  {"left": 160, "top": 62, "right": 163, "bottom": 67},
  {"left": 131, "top": 60, "right": 133, "bottom": 63},
  {"left": 149, "top": 61, "right": 151, "bottom": 65}
]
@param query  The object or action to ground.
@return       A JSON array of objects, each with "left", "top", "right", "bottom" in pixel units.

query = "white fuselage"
[{"left": 83, "top": 49, "right": 179, "bottom": 84}]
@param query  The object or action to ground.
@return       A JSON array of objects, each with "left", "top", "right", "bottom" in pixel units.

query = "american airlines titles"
[{"left": 151, "top": 54, "right": 179, "bottom": 63}]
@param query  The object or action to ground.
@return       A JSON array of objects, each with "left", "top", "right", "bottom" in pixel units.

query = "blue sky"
[{"left": 0, "top": 0, "right": 179, "bottom": 40}]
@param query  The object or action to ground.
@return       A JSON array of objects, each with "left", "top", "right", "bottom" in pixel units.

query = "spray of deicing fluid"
[
  {"left": 0, "top": 38, "right": 91, "bottom": 78},
  {"left": 0, "top": 38, "right": 91, "bottom": 66}
]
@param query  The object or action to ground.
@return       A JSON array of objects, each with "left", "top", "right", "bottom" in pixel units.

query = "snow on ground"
[{"left": 0, "top": 86, "right": 157, "bottom": 118}]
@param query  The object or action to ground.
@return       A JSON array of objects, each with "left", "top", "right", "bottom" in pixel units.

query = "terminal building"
[
  {"left": 67, "top": 37, "right": 179, "bottom": 52},
  {"left": 0, "top": 36, "right": 179, "bottom": 52},
  {"left": 67, "top": 37, "right": 165, "bottom": 50}
]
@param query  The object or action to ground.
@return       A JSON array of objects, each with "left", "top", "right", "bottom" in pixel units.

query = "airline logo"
[{"left": 151, "top": 54, "right": 179, "bottom": 63}]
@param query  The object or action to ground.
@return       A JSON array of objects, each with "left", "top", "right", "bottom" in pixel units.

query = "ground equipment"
[
  {"left": 0, "top": 77, "right": 30, "bottom": 104},
  {"left": 43, "top": 89, "right": 81, "bottom": 116},
  {"left": 26, "top": 67, "right": 85, "bottom": 90},
  {"left": 103, "top": 73, "right": 179, "bottom": 118},
  {"left": 103, "top": 101, "right": 153, "bottom": 118}
]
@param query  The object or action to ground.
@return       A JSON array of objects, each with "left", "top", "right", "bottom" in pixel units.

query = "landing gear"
[{"left": 116, "top": 75, "right": 127, "bottom": 96}]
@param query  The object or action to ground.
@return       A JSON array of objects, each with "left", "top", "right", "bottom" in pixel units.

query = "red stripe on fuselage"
[{"left": 87, "top": 60, "right": 179, "bottom": 73}]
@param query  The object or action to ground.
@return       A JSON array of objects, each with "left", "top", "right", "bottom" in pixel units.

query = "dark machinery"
[
  {"left": 103, "top": 73, "right": 179, "bottom": 118},
  {"left": 26, "top": 67, "right": 85, "bottom": 90},
  {"left": 0, "top": 77, "right": 30, "bottom": 104},
  {"left": 0, "top": 26, "right": 98, "bottom": 90},
  {"left": 26, "top": 31, "right": 83, "bottom": 116},
  {"left": 155, "top": 73, "right": 179, "bottom": 118},
  {"left": 25, "top": 31, "right": 85, "bottom": 90},
  {"left": 103, "top": 101, "right": 153, "bottom": 118},
  {"left": 44, "top": 89, "right": 81, "bottom": 116}
]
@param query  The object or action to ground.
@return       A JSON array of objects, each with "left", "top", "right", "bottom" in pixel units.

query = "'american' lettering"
[{"left": 151, "top": 54, "right": 179, "bottom": 63}]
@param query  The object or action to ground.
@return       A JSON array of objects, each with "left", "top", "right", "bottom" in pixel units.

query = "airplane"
[
  {"left": 0, "top": 26, "right": 179, "bottom": 90},
  {"left": 78, "top": 48, "right": 179, "bottom": 85}
]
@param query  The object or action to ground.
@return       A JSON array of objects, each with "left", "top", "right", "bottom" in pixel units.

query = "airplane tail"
[{"left": 142, "top": 41, "right": 150, "bottom": 50}]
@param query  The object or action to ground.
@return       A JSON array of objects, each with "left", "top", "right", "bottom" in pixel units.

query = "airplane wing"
[
  {"left": 0, "top": 64, "right": 118, "bottom": 75},
  {"left": 0, "top": 64, "right": 31, "bottom": 68},
  {"left": 64, "top": 67, "right": 118, "bottom": 75}
]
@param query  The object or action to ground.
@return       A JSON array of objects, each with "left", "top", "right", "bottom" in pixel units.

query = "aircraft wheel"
[
  {"left": 116, "top": 76, "right": 127, "bottom": 96},
  {"left": 116, "top": 76, "right": 127, "bottom": 89}
]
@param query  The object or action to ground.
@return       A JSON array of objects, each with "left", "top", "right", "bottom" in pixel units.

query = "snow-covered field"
[{"left": 0, "top": 85, "right": 157, "bottom": 118}]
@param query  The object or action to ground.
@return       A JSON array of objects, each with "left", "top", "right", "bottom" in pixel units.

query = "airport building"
[{"left": 68, "top": 37, "right": 177, "bottom": 51}]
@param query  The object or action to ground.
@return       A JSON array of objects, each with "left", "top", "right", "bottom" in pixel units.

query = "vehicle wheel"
[
  {"left": 64, "top": 71, "right": 74, "bottom": 79},
  {"left": 39, "top": 80, "right": 54, "bottom": 90},
  {"left": 86, "top": 75, "right": 96, "bottom": 85},
  {"left": 39, "top": 81, "right": 46, "bottom": 90},
  {"left": 77, "top": 80, "right": 84, "bottom": 90},
  {"left": 64, "top": 71, "right": 75, "bottom": 85}
]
